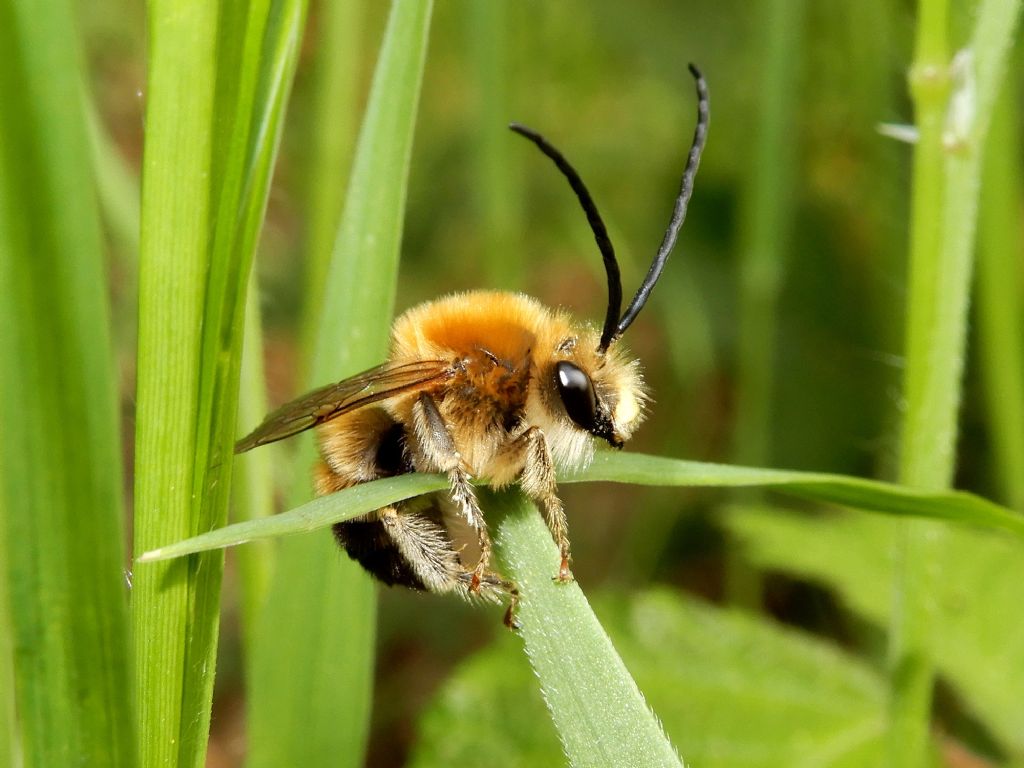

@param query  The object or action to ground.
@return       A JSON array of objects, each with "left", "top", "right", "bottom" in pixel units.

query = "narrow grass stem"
[
  {"left": 976, "top": 52, "right": 1024, "bottom": 511},
  {"left": 233, "top": 275, "right": 276, "bottom": 655},
  {"left": 891, "top": 0, "right": 1022, "bottom": 762},
  {"left": 729, "top": 0, "right": 804, "bottom": 608},
  {"left": 299, "top": 0, "right": 365, "bottom": 372},
  {"left": 889, "top": 0, "right": 952, "bottom": 758}
]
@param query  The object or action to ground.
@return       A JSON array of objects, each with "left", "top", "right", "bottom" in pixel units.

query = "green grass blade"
[
  {"left": 181, "top": 2, "right": 308, "bottom": 755},
  {"left": 299, "top": 0, "right": 366, "bottom": 368},
  {"left": 133, "top": 3, "right": 220, "bottom": 764},
  {"left": 247, "top": 3, "right": 434, "bottom": 766},
  {"left": 468, "top": 1, "right": 523, "bottom": 289},
  {"left": 309, "top": 2, "right": 432, "bottom": 384},
  {"left": 0, "top": 1, "right": 134, "bottom": 765},
  {"left": 0, "top": 551, "right": 16, "bottom": 764},
  {"left": 232, "top": 275, "right": 276, "bottom": 652},
  {"left": 732, "top": 0, "right": 803, "bottom": 468},
  {"left": 891, "top": 1, "right": 1022, "bottom": 761},
  {"left": 138, "top": 452, "right": 1024, "bottom": 561},
  {"left": 133, "top": 0, "right": 306, "bottom": 764},
  {"left": 141, "top": 474, "right": 447, "bottom": 561},
  {"left": 976, "top": 32, "right": 1024, "bottom": 512},
  {"left": 728, "top": 0, "right": 804, "bottom": 608},
  {"left": 573, "top": 454, "right": 1024, "bottom": 534},
  {"left": 487, "top": 489, "right": 683, "bottom": 768}
]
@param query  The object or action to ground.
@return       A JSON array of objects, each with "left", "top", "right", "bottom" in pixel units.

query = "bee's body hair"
[
  {"left": 313, "top": 290, "right": 645, "bottom": 610},
  {"left": 237, "top": 66, "right": 708, "bottom": 624}
]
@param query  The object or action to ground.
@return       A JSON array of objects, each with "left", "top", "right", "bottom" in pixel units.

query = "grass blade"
[
  {"left": 976, "top": 37, "right": 1024, "bottom": 512},
  {"left": 0, "top": 1, "right": 134, "bottom": 765},
  {"left": 487, "top": 489, "right": 683, "bottom": 768},
  {"left": 732, "top": 0, "right": 803, "bottom": 468},
  {"left": 133, "top": 0, "right": 306, "bottom": 764},
  {"left": 0, "top": 555, "right": 15, "bottom": 764},
  {"left": 141, "top": 474, "right": 447, "bottom": 561},
  {"left": 890, "top": 1, "right": 1022, "bottom": 761},
  {"left": 298, "top": 0, "right": 366, "bottom": 368},
  {"left": 247, "top": 3, "right": 434, "bottom": 766},
  {"left": 468, "top": 1, "right": 523, "bottom": 289},
  {"left": 233, "top": 275, "right": 276, "bottom": 650},
  {"left": 138, "top": 452, "right": 1024, "bottom": 561},
  {"left": 133, "top": 3, "right": 218, "bottom": 760}
]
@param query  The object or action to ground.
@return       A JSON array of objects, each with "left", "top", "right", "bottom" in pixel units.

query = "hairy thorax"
[{"left": 386, "top": 291, "right": 572, "bottom": 479}]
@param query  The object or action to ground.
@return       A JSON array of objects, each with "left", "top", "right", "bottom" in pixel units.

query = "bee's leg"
[
  {"left": 381, "top": 506, "right": 516, "bottom": 608},
  {"left": 412, "top": 393, "right": 493, "bottom": 592},
  {"left": 515, "top": 427, "right": 573, "bottom": 583},
  {"left": 378, "top": 507, "right": 460, "bottom": 591},
  {"left": 457, "top": 570, "right": 522, "bottom": 629}
]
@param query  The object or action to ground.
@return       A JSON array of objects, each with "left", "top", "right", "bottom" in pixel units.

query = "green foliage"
[
  {"left": 726, "top": 508, "right": 1024, "bottom": 759},
  {"left": 0, "top": 1, "right": 133, "bottom": 765},
  {"left": 891, "top": 0, "right": 1022, "bottom": 761},
  {"left": 488, "top": 490, "right": 682, "bottom": 767},
  {"left": 412, "top": 590, "right": 887, "bottom": 767},
  {"left": 132, "top": 0, "right": 306, "bottom": 765},
  {"left": 4, "top": 1, "right": 1024, "bottom": 766},
  {"left": 247, "top": 4, "right": 434, "bottom": 767},
  {"left": 138, "top": 453, "right": 1024, "bottom": 561}
]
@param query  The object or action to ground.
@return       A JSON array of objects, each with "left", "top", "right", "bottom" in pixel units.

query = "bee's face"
[{"left": 541, "top": 332, "right": 647, "bottom": 451}]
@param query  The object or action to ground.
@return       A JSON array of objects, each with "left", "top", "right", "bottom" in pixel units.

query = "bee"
[{"left": 237, "top": 65, "right": 709, "bottom": 623}]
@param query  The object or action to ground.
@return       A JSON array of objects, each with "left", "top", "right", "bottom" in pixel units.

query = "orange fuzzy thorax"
[{"left": 384, "top": 290, "right": 647, "bottom": 477}]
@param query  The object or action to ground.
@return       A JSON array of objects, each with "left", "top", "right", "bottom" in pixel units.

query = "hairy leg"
[{"left": 411, "top": 392, "right": 494, "bottom": 591}]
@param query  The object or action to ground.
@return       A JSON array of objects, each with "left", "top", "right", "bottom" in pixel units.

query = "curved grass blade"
[
  {"left": 140, "top": 472, "right": 445, "bottom": 562},
  {"left": 246, "top": 3, "right": 434, "bottom": 766},
  {"left": 139, "top": 452, "right": 1023, "bottom": 562},
  {"left": 571, "top": 453, "right": 1024, "bottom": 535}
]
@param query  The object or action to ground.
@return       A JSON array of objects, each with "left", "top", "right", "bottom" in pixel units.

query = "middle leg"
[
  {"left": 508, "top": 426, "right": 573, "bottom": 582},
  {"left": 411, "top": 392, "right": 494, "bottom": 591}
]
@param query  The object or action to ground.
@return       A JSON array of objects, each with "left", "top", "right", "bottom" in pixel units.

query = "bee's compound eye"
[{"left": 554, "top": 361, "right": 597, "bottom": 432}]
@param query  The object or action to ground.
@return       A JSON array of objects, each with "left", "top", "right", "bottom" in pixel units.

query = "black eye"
[{"left": 554, "top": 361, "right": 597, "bottom": 431}]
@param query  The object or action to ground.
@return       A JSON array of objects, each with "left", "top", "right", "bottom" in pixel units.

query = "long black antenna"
[
  {"left": 615, "top": 63, "right": 709, "bottom": 339},
  {"left": 508, "top": 123, "right": 623, "bottom": 353}
]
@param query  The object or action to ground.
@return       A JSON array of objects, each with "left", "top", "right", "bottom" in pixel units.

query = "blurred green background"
[{"left": 70, "top": 0, "right": 1021, "bottom": 765}]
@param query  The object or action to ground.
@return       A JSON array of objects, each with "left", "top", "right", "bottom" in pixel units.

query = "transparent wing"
[{"left": 235, "top": 359, "right": 453, "bottom": 453}]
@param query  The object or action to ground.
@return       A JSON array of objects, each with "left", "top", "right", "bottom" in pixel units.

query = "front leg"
[
  {"left": 511, "top": 427, "right": 573, "bottom": 583},
  {"left": 411, "top": 392, "right": 493, "bottom": 591}
]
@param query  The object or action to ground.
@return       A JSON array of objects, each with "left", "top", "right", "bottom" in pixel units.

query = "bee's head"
[
  {"left": 548, "top": 334, "right": 646, "bottom": 449},
  {"left": 512, "top": 64, "right": 707, "bottom": 453},
  {"left": 527, "top": 326, "right": 646, "bottom": 469}
]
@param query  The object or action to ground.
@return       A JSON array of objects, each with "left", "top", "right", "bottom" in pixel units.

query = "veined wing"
[{"left": 235, "top": 359, "right": 453, "bottom": 453}]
